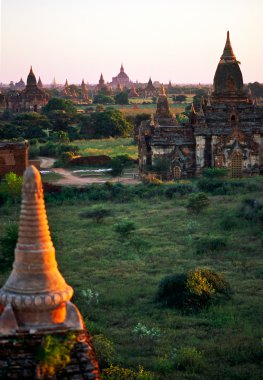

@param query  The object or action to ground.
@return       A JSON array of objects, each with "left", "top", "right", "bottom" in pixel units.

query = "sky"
[{"left": 1, "top": 0, "right": 263, "bottom": 85}]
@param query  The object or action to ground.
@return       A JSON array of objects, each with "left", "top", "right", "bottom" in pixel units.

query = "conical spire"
[
  {"left": 37, "top": 76, "right": 43, "bottom": 88},
  {"left": 199, "top": 98, "right": 205, "bottom": 116},
  {"left": 99, "top": 73, "right": 104, "bottom": 84},
  {"left": 65, "top": 79, "right": 69, "bottom": 88},
  {"left": 27, "top": 66, "right": 37, "bottom": 86},
  {"left": 0, "top": 166, "right": 83, "bottom": 333},
  {"left": 161, "top": 84, "right": 166, "bottom": 96},
  {"left": 120, "top": 64, "right": 124, "bottom": 72},
  {"left": 190, "top": 103, "right": 196, "bottom": 113},
  {"left": 221, "top": 31, "right": 236, "bottom": 62},
  {"left": 150, "top": 113, "right": 155, "bottom": 127}
]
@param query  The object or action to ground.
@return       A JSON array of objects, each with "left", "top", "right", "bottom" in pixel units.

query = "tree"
[
  {"left": 14, "top": 112, "right": 51, "bottom": 139},
  {"left": 93, "top": 94, "right": 115, "bottom": 105},
  {"left": 80, "top": 108, "right": 132, "bottom": 138},
  {"left": 174, "top": 95, "right": 187, "bottom": 102},
  {"left": 43, "top": 98, "right": 77, "bottom": 114},
  {"left": 114, "top": 92, "right": 129, "bottom": 105}
]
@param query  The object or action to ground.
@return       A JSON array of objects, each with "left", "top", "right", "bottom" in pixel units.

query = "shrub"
[
  {"left": 0, "top": 223, "right": 18, "bottom": 271},
  {"left": 93, "top": 334, "right": 116, "bottom": 369},
  {"left": 113, "top": 219, "right": 135, "bottom": 238},
  {"left": 203, "top": 167, "right": 229, "bottom": 178},
  {"left": 197, "top": 178, "right": 225, "bottom": 193},
  {"left": 157, "top": 274, "right": 188, "bottom": 308},
  {"left": 37, "top": 333, "right": 76, "bottom": 377},
  {"left": 195, "top": 235, "right": 227, "bottom": 255},
  {"left": 102, "top": 365, "right": 157, "bottom": 380},
  {"left": 157, "top": 268, "right": 231, "bottom": 311},
  {"left": 133, "top": 323, "right": 161, "bottom": 340},
  {"left": 0, "top": 172, "right": 23, "bottom": 203},
  {"left": 79, "top": 207, "right": 112, "bottom": 223},
  {"left": 29, "top": 145, "right": 40, "bottom": 158},
  {"left": 237, "top": 198, "right": 263, "bottom": 223},
  {"left": 173, "top": 347, "right": 203, "bottom": 372},
  {"left": 186, "top": 192, "right": 209, "bottom": 213}
]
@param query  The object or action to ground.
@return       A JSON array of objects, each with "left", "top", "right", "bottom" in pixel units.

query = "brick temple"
[
  {"left": 0, "top": 141, "right": 28, "bottom": 177},
  {"left": 138, "top": 31, "right": 263, "bottom": 179}
]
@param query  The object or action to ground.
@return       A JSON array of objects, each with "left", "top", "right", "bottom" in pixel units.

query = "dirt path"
[
  {"left": 39, "top": 156, "right": 140, "bottom": 186},
  {"left": 52, "top": 168, "right": 140, "bottom": 185}
]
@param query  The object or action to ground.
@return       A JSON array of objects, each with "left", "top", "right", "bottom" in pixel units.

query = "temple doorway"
[
  {"left": 231, "top": 152, "right": 242, "bottom": 178},
  {"left": 173, "top": 166, "right": 181, "bottom": 179}
]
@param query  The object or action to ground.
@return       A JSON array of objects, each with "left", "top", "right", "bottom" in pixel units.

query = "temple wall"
[
  {"left": 195, "top": 136, "right": 206, "bottom": 170},
  {"left": 0, "top": 142, "right": 28, "bottom": 177}
]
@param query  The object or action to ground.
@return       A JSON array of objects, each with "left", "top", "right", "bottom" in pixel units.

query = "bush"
[
  {"left": 102, "top": 365, "right": 157, "bottom": 380},
  {"left": 37, "top": 333, "right": 76, "bottom": 377},
  {"left": 197, "top": 178, "right": 225, "bottom": 193},
  {"left": 0, "top": 172, "right": 23, "bottom": 203},
  {"left": 203, "top": 167, "right": 229, "bottom": 178},
  {"left": 113, "top": 219, "right": 135, "bottom": 238},
  {"left": 0, "top": 223, "right": 18, "bottom": 271},
  {"left": 157, "top": 268, "right": 231, "bottom": 311},
  {"left": 195, "top": 235, "right": 227, "bottom": 255},
  {"left": 79, "top": 207, "right": 112, "bottom": 223},
  {"left": 186, "top": 192, "right": 209, "bottom": 213},
  {"left": 29, "top": 145, "right": 40, "bottom": 159},
  {"left": 237, "top": 198, "right": 263, "bottom": 223},
  {"left": 173, "top": 347, "right": 203, "bottom": 372},
  {"left": 93, "top": 334, "right": 116, "bottom": 369}
]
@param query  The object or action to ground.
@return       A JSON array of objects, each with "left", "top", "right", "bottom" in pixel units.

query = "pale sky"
[{"left": 1, "top": 0, "right": 263, "bottom": 85}]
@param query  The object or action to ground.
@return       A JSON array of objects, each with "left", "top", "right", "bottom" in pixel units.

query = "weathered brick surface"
[
  {"left": 0, "top": 330, "right": 100, "bottom": 379},
  {"left": 0, "top": 142, "right": 28, "bottom": 177}
]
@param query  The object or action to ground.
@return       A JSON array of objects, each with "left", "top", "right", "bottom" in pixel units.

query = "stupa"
[{"left": 0, "top": 165, "right": 100, "bottom": 379}]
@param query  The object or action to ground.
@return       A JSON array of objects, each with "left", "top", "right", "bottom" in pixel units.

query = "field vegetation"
[{"left": 0, "top": 176, "right": 263, "bottom": 379}]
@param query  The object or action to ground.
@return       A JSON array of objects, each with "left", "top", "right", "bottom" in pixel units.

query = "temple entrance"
[
  {"left": 173, "top": 166, "right": 181, "bottom": 179},
  {"left": 34, "top": 104, "right": 37, "bottom": 112},
  {"left": 231, "top": 152, "right": 242, "bottom": 178}
]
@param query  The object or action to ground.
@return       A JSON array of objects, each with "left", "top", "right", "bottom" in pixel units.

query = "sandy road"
[{"left": 39, "top": 157, "right": 140, "bottom": 186}]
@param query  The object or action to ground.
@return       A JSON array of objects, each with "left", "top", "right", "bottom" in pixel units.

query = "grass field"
[
  {"left": 72, "top": 137, "right": 138, "bottom": 159},
  {"left": 0, "top": 179, "right": 262, "bottom": 379}
]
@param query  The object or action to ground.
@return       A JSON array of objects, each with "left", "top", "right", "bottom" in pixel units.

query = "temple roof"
[
  {"left": 99, "top": 73, "right": 105, "bottom": 84},
  {"left": 221, "top": 31, "right": 236, "bottom": 62},
  {"left": 213, "top": 31, "right": 244, "bottom": 97},
  {"left": 26, "top": 66, "right": 37, "bottom": 87}
]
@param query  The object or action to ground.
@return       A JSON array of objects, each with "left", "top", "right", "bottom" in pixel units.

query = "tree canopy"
[
  {"left": 43, "top": 98, "right": 77, "bottom": 114},
  {"left": 80, "top": 108, "right": 132, "bottom": 138}
]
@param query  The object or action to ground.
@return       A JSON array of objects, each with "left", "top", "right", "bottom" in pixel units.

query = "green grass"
[
  {"left": 72, "top": 137, "right": 138, "bottom": 159},
  {"left": 0, "top": 182, "right": 263, "bottom": 379},
  {"left": 41, "top": 172, "right": 64, "bottom": 182}
]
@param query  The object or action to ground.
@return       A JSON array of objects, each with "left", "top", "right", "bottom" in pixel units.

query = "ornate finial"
[
  {"left": 190, "top": 103, "right": 196, "bottom": 114},
  {"left": 221, "top": 30, "right": 236, "bottom": 62},
  {"left": 0, "top": 165, "right": 84, "bottom": 334},
  {"left": 199, "top": 98, "right": 204, "bottom": 116},
  {"left": 161, "top": 84, "right": 166, "bottom": 96},
  {"left": 99, "top": 73, "right": 104, "bottom": 84},
  {"left": 150, "top": 113, "right": 155, "bottom": 127}
]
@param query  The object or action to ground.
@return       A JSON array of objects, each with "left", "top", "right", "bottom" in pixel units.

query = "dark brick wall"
[
  {"left": 0, "top": 330, "right": 100, "bottom": 379},
  {"left": 0, "top": 142, "right": 28, "bottom": 177}
]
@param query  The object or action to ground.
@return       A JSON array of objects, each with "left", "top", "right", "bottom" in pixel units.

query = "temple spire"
[
  {"left": 99, "top": 73, "right": 105, "bottom": 84},
  {"left": 0, "top": 165, "right": 84, "bottom": 334},
  {"left": 161, "top": 83, "right": 166, "bottom": 96},
  {"left": 221, "top": 30, "right": 236, "bottom": 62}
]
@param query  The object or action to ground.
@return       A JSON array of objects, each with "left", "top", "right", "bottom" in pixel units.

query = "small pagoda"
[{"left": 0, "top": 166, "right": 100, "bottom": 379}]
